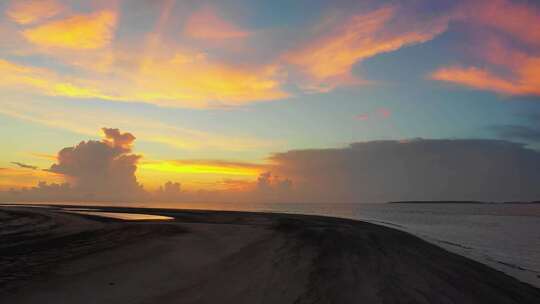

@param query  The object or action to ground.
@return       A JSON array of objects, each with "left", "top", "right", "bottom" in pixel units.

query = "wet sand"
[{"left": 1, "top": 205, "right": 539, "bottom": 303}]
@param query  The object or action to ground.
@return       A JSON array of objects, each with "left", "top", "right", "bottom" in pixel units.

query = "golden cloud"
[
  {"left": 130, "top": 50, "right": 287, "bottom": 107},
  {"left": 0, "top": 44, "right": 288, "bottom": 108},
  {"left": 23, "top": 10, "right": 117, "bottom": 49},
  {"left": 0, "top": 59, "right": 118, "bottom": 100}
]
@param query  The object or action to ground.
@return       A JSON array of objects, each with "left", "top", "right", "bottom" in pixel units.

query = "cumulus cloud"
[
  {"left": 3, "top": 130, "right": 540, "bottom": 204},
  {"left": 270, "top": 139, "right": 540, "bottom": 203},
  {"left": 45, "top": 128, "right": 145, "bottom": 201},
  {"left": 153, "top": 181, "right": 182, "bottom": 202},
  {"left": 256, "top": 171, "right": 292, "bottom": 192}
]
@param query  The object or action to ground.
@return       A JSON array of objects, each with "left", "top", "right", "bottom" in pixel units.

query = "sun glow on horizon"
[{"left": 140, "top": 161, "right": 263, "bottom": 177}]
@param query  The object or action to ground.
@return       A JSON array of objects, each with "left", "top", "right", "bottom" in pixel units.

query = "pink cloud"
[
  {"left": 7, "top": 0, "right": 65, "bottom": 25},
  {"left": 377, "top": 108, "right": 391, "bottom": 118},
  {"left": 430, "top": 0, "right": 540, "bottom": 97},
  {"left": 355, "top": 114, "right": 370, "bottom": 121},
  {"left": 283, "top": 5, "right": 450, "bottom": 92},
  {"left": 355, "top": 108, "right": 392, "bottom": 121},
  {"left": 184, "top": 6, "right": 250, "bottom": 41}
]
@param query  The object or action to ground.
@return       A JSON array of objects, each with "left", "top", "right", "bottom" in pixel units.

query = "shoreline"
[{"left": 1, "top": 204, "right": 539, "bottom": 303}]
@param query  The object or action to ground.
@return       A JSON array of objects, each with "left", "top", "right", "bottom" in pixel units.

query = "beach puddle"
[{"left": 66, "top": 211, "right": 174, "bottom": 221}]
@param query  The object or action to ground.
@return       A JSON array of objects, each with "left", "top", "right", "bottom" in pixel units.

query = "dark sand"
[{"left": 1, "top": 205, "right": 539, "bottom": 304}]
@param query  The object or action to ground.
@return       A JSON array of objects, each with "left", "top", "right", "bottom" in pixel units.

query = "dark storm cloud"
[
  {"left": 492, "top": 125, "right": 540, "bottom": 142},
  {"left": 270, "top": 139, "right": 540, "bottom": 203},
  {"left": 491, "top": 113, "right": 540, "bottom": 143}
]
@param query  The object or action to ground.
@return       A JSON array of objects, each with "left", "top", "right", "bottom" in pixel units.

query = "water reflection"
[{"left": 66, "top": 211, "right": 174, "bottom": 221}]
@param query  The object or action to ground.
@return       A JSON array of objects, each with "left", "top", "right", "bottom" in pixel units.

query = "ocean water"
[{"left": 148, "top": 202, "right": 540, "bottom": 288}]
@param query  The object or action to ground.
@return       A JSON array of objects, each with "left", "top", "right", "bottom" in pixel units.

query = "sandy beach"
[{"left": 1, "top": 205, "right": 539, "bottom": 304}]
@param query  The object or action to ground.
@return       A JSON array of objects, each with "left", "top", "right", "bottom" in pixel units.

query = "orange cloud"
[
  {"left": 430, "top": 0, "right": 540, "bottom": 96},
  {"left": 430, "top": 0, "right": 540, "bottom": 97},
  {"left": 23, "top": 10, "right": 117, "bottom": 49},
  {"left": 284, "top": 6, "right": 448, "bottom": 92},
  {"left": 431, "top": 63, "right": 540, "bottom": 96},
  {"left": 431, "top": 67, "right": 519, "bottom": 94},
  {"left": 1, "top": 3, "right": 280, "bottom": 107},
  {"left": 184, "top": 6, "right": 250, "bottom": 40},
  {"left": 7, "top": 0, "right": 64, "bottom": 25}
]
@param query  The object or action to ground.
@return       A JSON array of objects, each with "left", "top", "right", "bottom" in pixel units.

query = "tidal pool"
[{"left": 66, "top": 210, "right": 174, "bottom": 221}]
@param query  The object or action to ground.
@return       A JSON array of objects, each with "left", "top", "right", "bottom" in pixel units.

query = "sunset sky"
[{"left": 1, "top": 0, "right": 540, "bottom": 203}]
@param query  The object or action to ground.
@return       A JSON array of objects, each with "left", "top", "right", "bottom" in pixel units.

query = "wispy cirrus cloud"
[
  {"left": 431, "top": 61, "right": 540, "bottom": 96},
  {"left": 22, "top": 10, "right": 117, "bottom": 50},
  {"left": 470, "top": 0, "right": 540, "bottom": 47},
  {"left": 6, "top": 0, "right": 65, "bottom": 25},
  {"left": 4, "top": 0, "right": 538, "bottom": 110},
  {"left": 184, "top": 5, "right": 251, "bottom": 41},
  {"left": 430, "top": 0, "right": 540, "bottom": 97},
  {"left": 0, "top": 98, "right": 280, "bottom": 152},
  {"left": 355, "top": 107, "right": 391, "bottom": 121},
  {"left": 0, "top": 1, "right": 465, "bottom": 108},
  {"left": 130, "top": 50, "right": 287, "bottom": 108},
  {"left": 0, "top": 59, "right": 119, "bottom": 100},
  {"left": 283, "top": 5, "right": 450, "bottom": 92},
  {"left": 0, "top": 51, "right": 287, "bottom": 108}
]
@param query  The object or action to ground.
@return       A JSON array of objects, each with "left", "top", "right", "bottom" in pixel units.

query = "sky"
[{"left": 1, "top": 0, "right": 540, "bottom": 203}]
